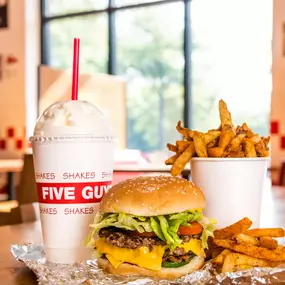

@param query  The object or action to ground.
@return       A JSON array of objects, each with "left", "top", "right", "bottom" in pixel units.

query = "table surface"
[{"left": 1, "top": 182, "right": 285, "bottom": 284}]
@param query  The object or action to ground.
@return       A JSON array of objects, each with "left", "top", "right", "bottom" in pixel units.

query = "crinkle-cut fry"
[
  {"left": 165, "top": 154, "right": 179, "bottom": 165},
  {"left": 208, "top": 147, "right": 224, "bottom": 158},
  {"left": 171, "top": 143, "right": 195, "bottom": 176},
  {"left": 203, "top": 130, "right": 221, "bottom": 145},
  {"left": 259, "top": 236, "right": 278, "bottom": 250},
  {"left": 233, "top": 233, "right": 259, "bottom": 246},
  {"left": 244, "top": 139, "right": 257, "bottom": 157},
  {"left": 221, "top": 253, "right": 282, "bottom": 273},
  {"left": 176, "top": 121, "right": 194, "bottom": 138},
  {"left": 245, "top": 228, "right": 285, "bottom": 238},
  {"left": 219, "top": 100, "right": 234, "bottom": 129},
  {"left": 212, "top": 249, "right": 233, "bottom": 266},
  {"left": 176, "top": 140, "right": 192, "bottom": 153},
  {"left": 214, "top": 217, "right": 252, "bottom": 239},
  {"left": 219, "top": 125, "right": 235, "bottom": 151},
  {"left": 193, "top": 131, "right": 208, "bottom": 157},
  {"left": 255, "top": 140, "right": 269, "bottom": 157},
  {"left": 213, "top": 239, "right": 285, "bottom": 261},
  {"left": 166, "top": 143, "right": 177, "bottom": 153}
]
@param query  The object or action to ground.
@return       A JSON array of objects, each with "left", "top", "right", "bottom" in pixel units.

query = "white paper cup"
[
  {"left": 30, "top": 100, "right": 115, "bottom": 264},
  {"left": 190, "top": 157, "right": 268, "bottom": 229},
  {"left": 31, "top": 136, "right": 114, "bottom": 264}
]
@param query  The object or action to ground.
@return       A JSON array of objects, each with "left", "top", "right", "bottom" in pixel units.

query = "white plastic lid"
[{"left": 32, "top": 100, "right": 114, "bottom": 138}]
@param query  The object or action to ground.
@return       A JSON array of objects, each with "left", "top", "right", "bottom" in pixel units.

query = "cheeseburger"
[{"left": 85, "top": 176, "right": 215, "bottom": 280}]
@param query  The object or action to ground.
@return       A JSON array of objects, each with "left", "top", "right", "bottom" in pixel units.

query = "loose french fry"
[
  {"left": 233, "top": 233, "right": 259, "bottom": 246},
  {"left": 244, "top": 139, "right": 257, "bottom": 157},
  {"left": 213, "top": 239, "right": 285, "bottom": 261},
  {"left": 176, "top": 121, "right": 194, "bottom": 138},
  {"left": 214, "top": 217, "right": 252, "bottom": 239},
  {"left": 203, "top": 130, "right": 221, "bottom": 145},
  {"left": 219, "top": 100, "right": 234, "bottom": 129},
  {"left": 259, "top": 236, "right": 278, "bottom": 250},
  {"left": 165, "top": 154, "right": 178, "bottom": 165},
  {"left": 208, "top": 147, "right": 224, "bottom": 158},
  {"left": 193, "top": 132, "right": 208, "bottom": 157},
  {"left": 167, "top": 143, "right": 177, "bottom": 153},
  {"left": 219, "top": 125, "right": 235, "bottom": 151},
  {"left": 212, "top": 249, "right": 232, "bottom": 266},
  {"left": 221, "top": 253, "right": 282, "bottom": 273},
  {"left": 245, "top": 228, "right": 285, "bottom": 238},
  {"left": 171, "top": 143, "right": 195, "bottom": 176},
  {"left": 176, "top": 140, "right": 192, "bottom": 154}
]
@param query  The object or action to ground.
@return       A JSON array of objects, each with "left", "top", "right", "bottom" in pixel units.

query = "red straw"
[{"left": 71, "top": 38, "right": 80, "bottom": 100}]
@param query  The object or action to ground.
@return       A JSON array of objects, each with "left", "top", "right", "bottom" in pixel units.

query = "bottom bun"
[{"left": 97, "top": 254, "right": 204, "bottom": 280}]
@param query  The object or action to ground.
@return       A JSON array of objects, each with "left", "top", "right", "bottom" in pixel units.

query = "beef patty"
[{"left": 98, "top": 228, "right": 201, "bottom": 259}]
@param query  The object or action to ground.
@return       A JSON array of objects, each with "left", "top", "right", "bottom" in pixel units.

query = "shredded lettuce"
[
  {"left": 85, "top": 210, "right": 216, "bottom": 250},
  {"left": 150, "top": 217, "right": 165, "bottom": 241},
  {"left": 200, "top": 217, "right": 217, "bottom": 249}
]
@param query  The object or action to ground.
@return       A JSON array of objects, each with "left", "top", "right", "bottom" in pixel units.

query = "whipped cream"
[{"left": 33, "top": 100, "right": 113, "bottom": 138}]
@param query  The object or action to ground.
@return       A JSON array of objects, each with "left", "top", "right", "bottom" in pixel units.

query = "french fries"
[
  {"left": 221, "top": 253, "right": 282, "bottom": 273},
  {"left": 212, "top": 217, "right": 285, "bottom": 273},
  {"left": 171, "top": 143, "right": 195, "bottom": 176},
  {"left": 212, "top": 249, "right": 233, "bottom": 266},
  {"left": 165, "top": 99, "right": 270, "bottom": 176},
  {"left": 214, "top": 217, "right": 252, "bottom": 239},
  {"left": 245, "top": 228, "right": 285, "bottom": 238},
  {"left": 259, "top": 236, "right": 278, "bottom": 250},
  {"left": 213, "top": 239, "right": 285, "bottom": 262},
  {"left": 233, "top": 233, "right": 259, "bottom": 246},
  {"left": 193, "top": 132, "right": 208, "bottom": 157}
]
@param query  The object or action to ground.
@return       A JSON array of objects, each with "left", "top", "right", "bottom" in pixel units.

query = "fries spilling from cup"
[
  {"left": 165, "top": 100, "right": 270, "bottom": 176},
  {"left": 211, "top": 217, "right": 285, "bottom": 273}
]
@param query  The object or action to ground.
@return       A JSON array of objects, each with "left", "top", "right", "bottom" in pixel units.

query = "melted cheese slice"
[
  {"left": 95, "top": 238, "right": 203, "bottom": 271},
  {"left": 95, "top": 238, "right": 165, "bottom": 271},
  {"left": 177, "top": 239, "right": 202, "bottom": 256}
]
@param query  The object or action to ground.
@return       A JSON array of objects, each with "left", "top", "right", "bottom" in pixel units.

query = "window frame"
[{"left": 40, "top": 0, "right": 192, "bottom": 128}]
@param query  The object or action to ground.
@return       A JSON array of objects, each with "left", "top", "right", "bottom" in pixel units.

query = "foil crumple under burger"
[{"left": 11, "top": 243, "right": 285, "bottom": 285}]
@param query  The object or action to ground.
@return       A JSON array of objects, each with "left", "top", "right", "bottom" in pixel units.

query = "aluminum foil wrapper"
[{"left": 11, "top": 243, "right": 285, "bottom": 285}]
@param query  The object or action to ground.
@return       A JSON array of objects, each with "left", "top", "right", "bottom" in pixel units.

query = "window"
[
  {"left": 41, "top": 0, "right": 272, "bottom": 152},
  {"left": 191, "top": 0, "right": 272, "bottom": 136}
]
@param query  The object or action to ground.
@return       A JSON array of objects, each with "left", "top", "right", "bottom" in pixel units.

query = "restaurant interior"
[{"left": 1, "top": 0, "right": 285, "bottom": 283}]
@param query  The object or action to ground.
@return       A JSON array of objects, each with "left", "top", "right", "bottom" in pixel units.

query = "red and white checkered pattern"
[
  {"left": 0, "top": 126, "right": 27, "bottom": 151},
  {"left": 270, "top": 119, "right": 285, "bottom": 168}
]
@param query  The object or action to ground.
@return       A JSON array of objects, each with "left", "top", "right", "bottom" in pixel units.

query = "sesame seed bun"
[
  {"left": 99, "top": 176, "right": 206, "bottom": 216},
  {"left": 97, "top": 253, "right": 204, "bottom": 280}
]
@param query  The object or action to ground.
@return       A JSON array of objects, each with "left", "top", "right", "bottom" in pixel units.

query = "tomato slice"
[
  {"left": 178, "top": 222, "right": 203, "bottom": 235},
  {"left": 128, "top": 231, "right": 156, "bottom": 237}
]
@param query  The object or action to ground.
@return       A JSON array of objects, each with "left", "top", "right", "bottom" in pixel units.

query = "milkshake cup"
[{"left": 30, "top": 100, "right": 115, "bottom": 264}]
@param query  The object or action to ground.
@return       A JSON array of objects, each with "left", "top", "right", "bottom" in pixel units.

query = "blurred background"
[{"left": 0, "top": 0, "right": 284, "bottom": 222}]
